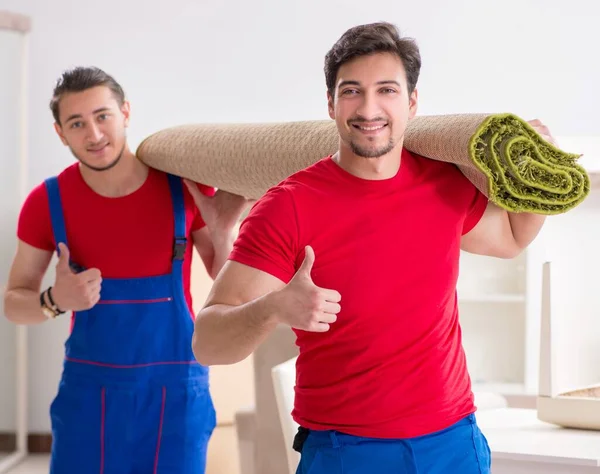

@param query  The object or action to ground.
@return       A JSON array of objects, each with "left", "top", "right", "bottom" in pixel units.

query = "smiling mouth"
[
  {"left": 351, "top": 123, "right": 388, "bottom": 131},
  {"left": 87, "top": 143, "right": 109, "bottom": 152}
]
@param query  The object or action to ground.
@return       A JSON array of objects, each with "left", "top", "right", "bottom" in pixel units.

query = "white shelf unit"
[{"left": 457, "top": 237, "right": 547, "bottom": 398}]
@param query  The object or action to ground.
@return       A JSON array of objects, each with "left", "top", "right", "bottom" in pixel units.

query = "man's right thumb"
[
  {"left": 57, "top": 243, "right": 70, "bottom": 268},
  {"left": 298, "top": 246, "right": 315, "bottom": 278}
]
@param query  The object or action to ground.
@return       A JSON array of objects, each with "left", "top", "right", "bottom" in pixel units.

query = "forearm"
[
  {"left": 192, "top": 292, "right": 280, "bottom": 366},
  {"left": 508, "top": 212, "right": 547, "bottom": 249},
  {"left": 207, "top": 229, "right": 236, "bottom": 279},
  {"left": 3, "top": 288, "right": 49, "bottom": 325}
]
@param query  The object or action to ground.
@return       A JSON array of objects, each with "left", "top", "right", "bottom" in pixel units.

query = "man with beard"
[
  {"left": 2, "top": 67, "right": 252, "bottom": 473},
  {"left": 188, "top": 23, "right": 553, "bottom": 474}
]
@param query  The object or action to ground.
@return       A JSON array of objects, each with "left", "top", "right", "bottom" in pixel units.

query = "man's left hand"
[
  {"left": 184, "top": 180, "right": 255, "bottom": 235},
  {"left": 528, "top": 119, "right": 558, "bottom": 147}
]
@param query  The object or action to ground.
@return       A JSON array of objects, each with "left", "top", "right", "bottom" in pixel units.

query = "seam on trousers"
[
  {"left": 470, "top": 424, "right": 484, "bottom": 473},
  {"left": 153, "top": 386, "right": 167, "bottom": 474},
  {"left": 100, "top": 387, "right": 106, "bottom": 474},
  {"left": 407, "top": 440, "right": 420, "bottom": 474},
  {"left": 329, "top": 432, "right": 345, "bottom": 473}
]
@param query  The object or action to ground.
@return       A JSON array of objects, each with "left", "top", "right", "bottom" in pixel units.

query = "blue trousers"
[
  {"left": 295, "top": 414, "right": 491, "bottom": 474},
  {"left": 49, "top": 374, "right": 215, "bottom": 474}
]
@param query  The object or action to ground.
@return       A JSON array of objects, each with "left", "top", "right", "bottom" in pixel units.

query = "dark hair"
[
  {"left": 50, "top": 66, "right": 125, "bottom": 124},
  {"left": 324, "top": 22, "right": 421, "bottom": 97}
]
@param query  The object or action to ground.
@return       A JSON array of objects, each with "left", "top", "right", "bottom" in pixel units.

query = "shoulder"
[
  {"left": 408, "top": 150, "right": 462, "bottom": 177},
  {"left": 283, "top": 156, "right": 333, "bottom": 185},
  {"left": 251, "top": 159, "right": 328, "bottom": 212},
  {"left": 54, "top": 162, "right": 84, "bottom": 189},
  {"left": 408, "top": 151, "right": 479, "bottom": 193},
  {"left": 247, "top": 182, "right": 297, "bottom": 221},
  {"left": 259, "top": 156, "right": 333, "bottom": 204},
  {"left": 21, "top": 181, "right": 49, "bottom": 216},
  {"left": 23, "top": 163, "right": 80, "bottom": 209},
  {"left": 406, "top": 150, "right": 487, "bottom": 225},
  {"left": 150, "top": 169, "right": 216, "bottom": 199},
  {"left": 17, "top": 166, "right": 80, "bottom": 251}
]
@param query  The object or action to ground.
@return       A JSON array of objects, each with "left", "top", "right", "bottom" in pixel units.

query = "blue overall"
[
  {"left": 295, "top": 414, "right": 491, "bottom": 474},
  {"left": 45, "top": 174, "right": 216, "bottom": 474}
]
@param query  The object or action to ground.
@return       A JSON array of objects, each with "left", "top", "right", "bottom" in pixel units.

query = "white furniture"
[
  {"left": 271, "top": 357, "right": 300, "bottom": 474},
  {"left": 235, "top": 325, "right": 299, "bottom": 474},
  {"left": 0, "top": 10, "right": 30, "bottom": 474},
  {"left": 457, "top": 239, "right": 546, "bottom": 401},
  {"left": 478, "top": 407, "right": 600, "bottom": 473},
  {"left": 536, "top": 260, "right": 600, "bottom": 429}
]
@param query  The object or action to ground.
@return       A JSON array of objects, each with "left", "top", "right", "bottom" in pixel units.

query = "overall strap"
[
  {"left": 44, "top": 176, "right": 69, "bottom": 252},
  {"left": 167, "top": 174, "right": 187, "bottom": 264},
  {"left": 44, "top": 177, "right": 85, "bottom": 272}
]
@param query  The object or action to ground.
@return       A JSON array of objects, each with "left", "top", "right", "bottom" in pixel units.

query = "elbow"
[
  {"left": 190, "top": 311, "right": 231, "bottom": 367},
  {"left": 191, "top": 308, "right": 216, "bottom": 366},
  {"left": 191, "top": 335, "right": 217, "bottom": 367},
  {"left": 487, "top": 238, "right": 525, "bottom": 259},
  {"left": 504, "top": 237, "right": 529, "bottom": 259},
  {"left": 2, "top": 293, "right": 16, "bottom": 324},
  {"left": 191, "top": 333, "right": 246, "bottom": 367},
  {"left": 498, "top": 246, "right": 523, "bottom": 259},
  {"left": 493, "top": 248, "right": 523, "bottom": 260},
  {"left": 191, "top": 324, "right": 213, "bottom": 367},
  {"left": 191, "top": 343, "right": 210, "bottom": 367}
]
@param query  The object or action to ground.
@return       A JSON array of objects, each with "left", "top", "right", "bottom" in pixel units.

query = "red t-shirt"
[
  {"left": 229, "top": 149, "right": 488, "bottom": 439},
  {"left": 17, "top": 163, "right": 212, "bottom": 315}
]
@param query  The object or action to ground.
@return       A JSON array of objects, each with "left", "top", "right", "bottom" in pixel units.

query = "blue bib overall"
[{"left": 45, "top": 174, "right": 216, "bottom": 474}]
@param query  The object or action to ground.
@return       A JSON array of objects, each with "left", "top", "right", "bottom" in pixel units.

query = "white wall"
[
  {"left": 0, "top": 27, "right": 26, "bottom": 432},
  {"left": 0, "top": 0, "right": 598, "bottom": 432}
]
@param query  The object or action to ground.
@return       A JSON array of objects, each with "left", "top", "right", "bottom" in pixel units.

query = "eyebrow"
[
  {"left": 338, "top": 80, "right": 402, "bottom": 88},
  {"left": 64, "top": 107, "right": 111, "bottom": 124}
]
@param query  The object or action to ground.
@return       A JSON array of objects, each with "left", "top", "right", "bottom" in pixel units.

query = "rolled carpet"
[{"left": 136, "top": 113, "right": 590, "bottom": 214}]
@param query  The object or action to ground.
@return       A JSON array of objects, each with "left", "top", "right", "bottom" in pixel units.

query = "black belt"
[{"left": 293, "top": 426, "right": 310, "bottom": 453}]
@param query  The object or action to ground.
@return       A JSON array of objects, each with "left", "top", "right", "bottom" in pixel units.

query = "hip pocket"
[
  {"left": 300, "top": 446, "right": 343, "bottom": 474},
  {"left": 162, "top": 384, "right": 216, "bottom": 447},
  {"left": 49, "top": 381, "right": 105, "bottom": 472}
]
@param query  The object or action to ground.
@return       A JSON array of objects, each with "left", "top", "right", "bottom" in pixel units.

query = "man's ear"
[
  {"left": 54, "top": 122, "right": 68, "bottom": 146},
  {"left": 121, "top": 100, "right": 131, "bottom": 128},
  {"left": 408, "top": 88, "right": 418, "bottom": 120},
  {"left": 327, "top": 91, "right": 335, "bottom": 120}
]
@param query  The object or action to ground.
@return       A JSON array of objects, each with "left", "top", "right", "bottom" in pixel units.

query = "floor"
[{"left": 5, "top": 425, "right": 240, "bottom": 474}]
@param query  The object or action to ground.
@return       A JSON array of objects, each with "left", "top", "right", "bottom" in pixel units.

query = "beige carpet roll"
[{"left": 136, "top": 113, "right": 590, "bottom": 214}]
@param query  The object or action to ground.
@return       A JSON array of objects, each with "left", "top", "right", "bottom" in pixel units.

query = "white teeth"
[{"left": 358, "top": 125, "right": 385, "bottom": 131}]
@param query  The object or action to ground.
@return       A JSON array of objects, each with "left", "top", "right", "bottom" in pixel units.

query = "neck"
[
  {"left": 78, "top": 147, "right": 149, "bottom": 197},
  {"left": 333, "top": 140, "right": 404, "bottom": 180}
]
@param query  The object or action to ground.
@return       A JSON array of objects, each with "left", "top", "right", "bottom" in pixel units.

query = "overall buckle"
[{"left": 173, "top": 237, "right": 187, "bottom": 261}]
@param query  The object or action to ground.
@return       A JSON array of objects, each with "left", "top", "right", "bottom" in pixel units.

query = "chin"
[
  {"left": 80, "top": 155, "right": 122, "bottom": 172},
  {"left": 350, "top": 143, "right": 396, "bottom": 159}
]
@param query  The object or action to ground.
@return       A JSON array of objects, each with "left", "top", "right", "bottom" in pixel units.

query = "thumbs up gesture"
[
  {"left": 274, "top": 246, "right": 341, "bottom": 332},
  {"left": 51, "top": 243, "right": 102, "bottom": 312}
]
